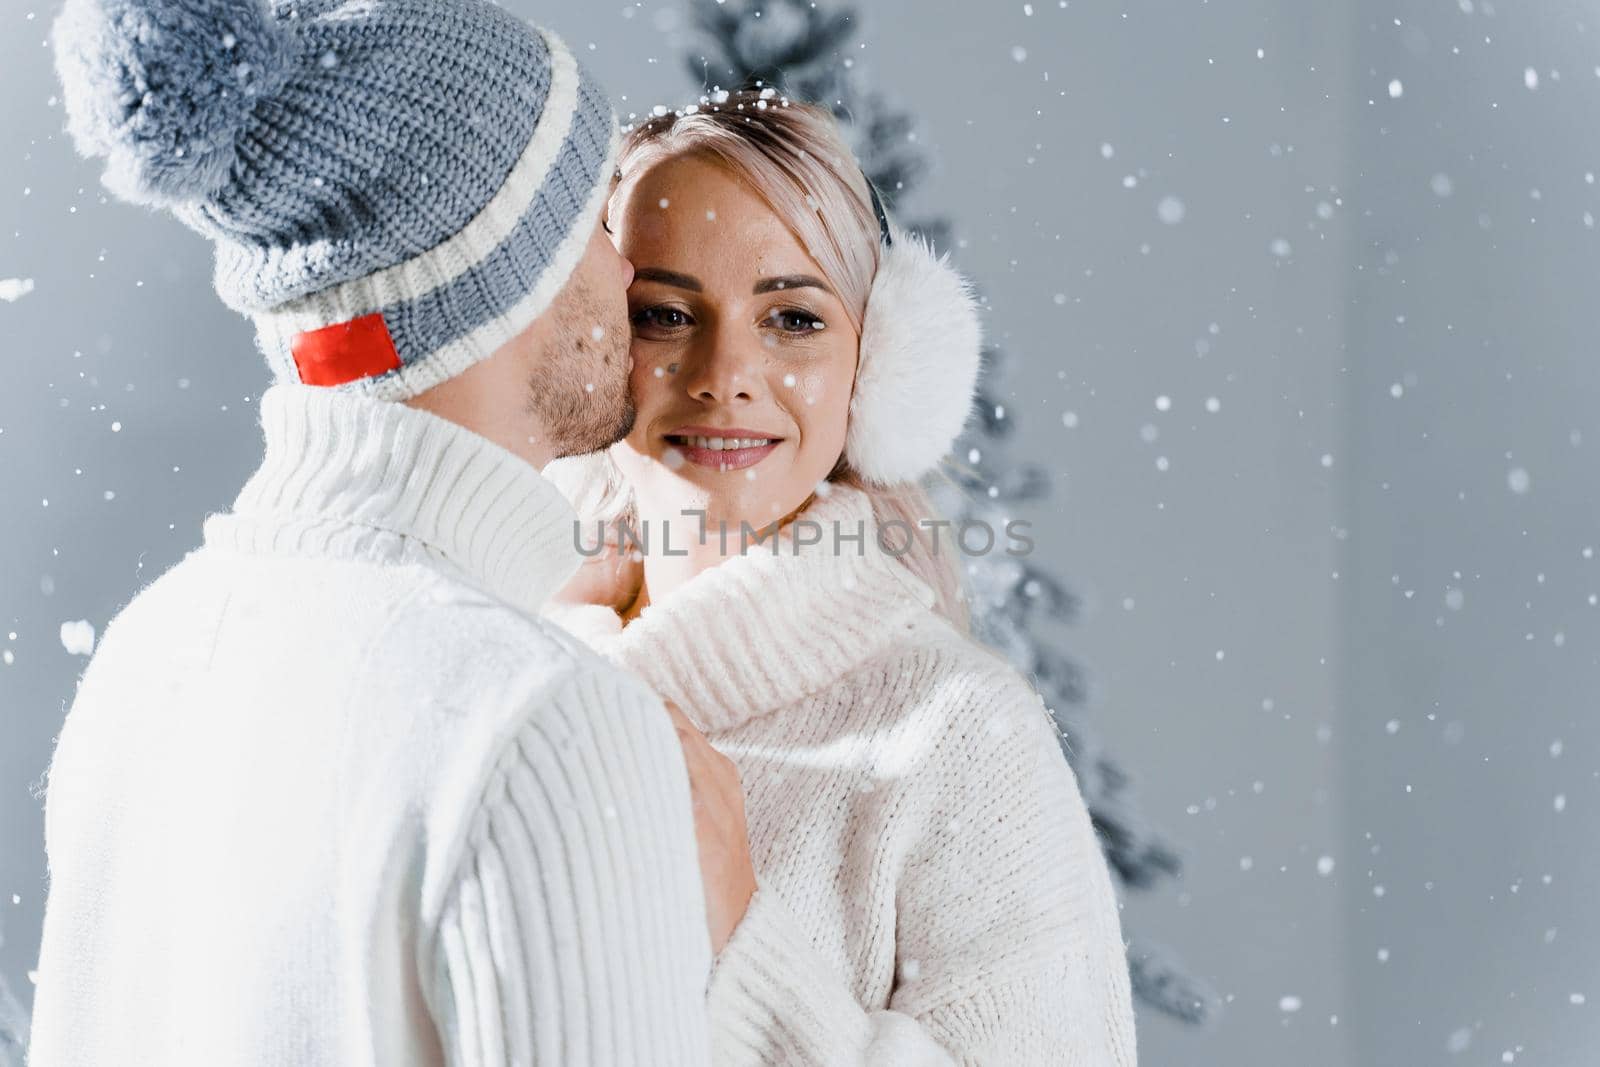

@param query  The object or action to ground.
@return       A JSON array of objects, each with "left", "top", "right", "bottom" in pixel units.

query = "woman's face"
[{"left": 606, "top": 154, "right": 861, "bottom": 534}]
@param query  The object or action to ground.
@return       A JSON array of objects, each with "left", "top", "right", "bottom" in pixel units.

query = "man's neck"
[{"left": 404, "top": 356, "right": 554, "bottom": 470}]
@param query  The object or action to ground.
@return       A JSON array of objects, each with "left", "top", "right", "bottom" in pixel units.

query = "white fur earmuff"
[{"left": 845, "top": 224, "right": 983, "bottom": 486}]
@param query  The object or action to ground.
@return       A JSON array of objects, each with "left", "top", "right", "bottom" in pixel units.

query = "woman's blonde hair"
[{"left": 571, "top": 89, "right": 970, "bottom": 630}]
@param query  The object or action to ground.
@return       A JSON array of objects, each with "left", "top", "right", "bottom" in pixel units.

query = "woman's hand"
[
  {"left": 551, "top": 528, "right": 642, "bottom": 612},
  {"left": 662, "top": 699, "right": 757, "bottom": 956}
]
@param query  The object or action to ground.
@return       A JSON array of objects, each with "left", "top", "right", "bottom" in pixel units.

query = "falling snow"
[
  {"left": 58, "top": 620, "right": 95, "bottom": 657},
  {"left": 0, "top": 3, "right": 1592, "bottom": 1062}
]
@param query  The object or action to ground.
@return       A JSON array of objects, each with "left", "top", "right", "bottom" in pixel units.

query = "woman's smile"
[{"left": 663, "top": 425, "right": 785, "bottom": 471}]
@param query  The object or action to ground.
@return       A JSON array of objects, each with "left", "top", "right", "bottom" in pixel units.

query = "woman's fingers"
[{"left": 661, "top": 699, "right": 696, "bottom": 734}]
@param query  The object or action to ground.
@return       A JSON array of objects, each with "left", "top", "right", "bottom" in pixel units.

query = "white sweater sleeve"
[
  {"left": 424, "top": 667, "right": 713, "bottom": 1066},
  {"left": 705, "top": 673, "right": 1138, "bottom": 1066}
]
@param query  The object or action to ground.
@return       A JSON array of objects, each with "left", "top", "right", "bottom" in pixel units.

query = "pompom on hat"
[
  {"left": 52, "top": 0, "right": 620, "bottom": 400},
  {"left": 54, "top": 0, "right": 296, "bottom": 207}
]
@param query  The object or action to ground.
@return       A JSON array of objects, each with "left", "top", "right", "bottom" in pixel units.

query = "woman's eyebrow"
[
  {"left": 754, "top": 274, "right": 833, "bottom": 296},
  {"left": 634, "top": 267, "right": 703, "bottom": 292}
]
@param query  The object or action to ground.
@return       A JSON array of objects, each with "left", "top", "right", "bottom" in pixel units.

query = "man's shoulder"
[
  {"left": 378, "top": 569, "right": 587, "bottom": 665},
  {"left": 346, "top": 565, "right": 625, "bottom": 728},
  {"left": 115, "top": 544, "right": 620, "bottom": 725},
  {"left": 325, "top": 569, "right": 651, "bottom": 891}
]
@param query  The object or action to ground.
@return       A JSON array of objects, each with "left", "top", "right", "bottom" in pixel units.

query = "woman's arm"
[{"left": 704, "top": 668, "right": 1137, "bottom": 1066}]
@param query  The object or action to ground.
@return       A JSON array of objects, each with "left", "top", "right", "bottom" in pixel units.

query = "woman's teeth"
[{"left": 674, "top": 435, "right": 773, "bottom": 450}]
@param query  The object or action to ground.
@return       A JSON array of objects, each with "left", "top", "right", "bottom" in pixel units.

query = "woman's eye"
[
  {"left": 632, "top": 306, "right": 692, "bottom": 332},
  {"left": 767, "top": 308, "right": 826, "bottom": 334}
]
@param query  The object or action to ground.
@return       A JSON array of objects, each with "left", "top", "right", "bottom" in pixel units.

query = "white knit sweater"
[
  {"left": 29, "top": 385, "right": 712, "bottom": 1066},
  {"left": 546, "top": 484, "right": 1139, "bottom": 1066}
]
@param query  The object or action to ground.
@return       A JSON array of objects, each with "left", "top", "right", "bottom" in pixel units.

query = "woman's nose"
[{"left": 680, "top": 335, "right": 762, "bottom": 404}]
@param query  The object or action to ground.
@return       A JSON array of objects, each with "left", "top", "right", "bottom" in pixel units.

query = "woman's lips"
[{"left": 664, "top": 432, "right": 783, "bottom": 472}]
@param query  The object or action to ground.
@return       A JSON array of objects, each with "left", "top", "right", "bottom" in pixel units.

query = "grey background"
[{"left": 2, "top": 1, "right": 1597, "bottom": 1064}]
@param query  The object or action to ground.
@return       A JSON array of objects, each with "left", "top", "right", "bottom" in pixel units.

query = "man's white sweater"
[{"left": 28, "top": 385, "right": 712, "bottom": 1066}]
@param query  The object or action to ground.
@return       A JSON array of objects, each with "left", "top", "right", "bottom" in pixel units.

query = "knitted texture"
[
  {"left": 52, "top": 0, "right": 617, "bottom": 398},
  {"left": 28, "top": 386, "right": 713, "bottom": 1065},
  {"left": 546, "top": 485, "right": 1139, "bottom": 1065}
]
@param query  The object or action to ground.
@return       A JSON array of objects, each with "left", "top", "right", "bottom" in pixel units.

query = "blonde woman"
[{"left": 545, "top": 91, "right": 1137, "bottom": 1065}]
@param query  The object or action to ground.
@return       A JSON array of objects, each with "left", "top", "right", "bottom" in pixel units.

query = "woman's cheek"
[
  {"left": 629, "top": 345, "right": 677, "bottom": 405},
  {"left": 812, "top": 345, "right": 859, "bottom": 434},
  {"left": 780, "top": 365, "right": 853, "bottom": 470},
  {"left": 785, "top": 366, "right": 831, "bottom": 409},
  {"left": 628, "top": 342, "right": 655, "bottom": 390}
]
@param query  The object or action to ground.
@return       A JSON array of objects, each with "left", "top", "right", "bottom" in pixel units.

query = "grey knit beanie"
[{"left": 52, "top": 0, "right": 618, "bottom": 399}]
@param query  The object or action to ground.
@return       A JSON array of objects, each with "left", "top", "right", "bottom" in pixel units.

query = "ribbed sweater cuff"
[{"left": 706, "top": 886, "right": 872, "bottom": 1063}]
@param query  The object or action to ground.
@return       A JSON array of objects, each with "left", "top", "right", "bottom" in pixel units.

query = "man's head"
[{"left": 53, "top": 0, "right": 623, "bottom": 457}]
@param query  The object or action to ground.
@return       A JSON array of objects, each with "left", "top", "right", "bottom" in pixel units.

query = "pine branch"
[{"left": 1129, "top": 937, "right": 1218, "bottom": 1026}]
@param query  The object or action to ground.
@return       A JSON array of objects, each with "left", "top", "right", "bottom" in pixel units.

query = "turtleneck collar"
[
  {"left": 558, "top": 483, "right": 939, "bottom": 735},
  {"left": 204, "top": 383, "right": 583, "bottom": 618}
]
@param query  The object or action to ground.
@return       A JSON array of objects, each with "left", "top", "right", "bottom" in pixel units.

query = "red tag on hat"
[{"left": 291, "top": 313, "right": 402, "bottom": 386}]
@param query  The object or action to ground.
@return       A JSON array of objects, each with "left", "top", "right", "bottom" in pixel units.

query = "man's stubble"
[{"left": 530, "top": 269, "right": 636, "bottom": 460}]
